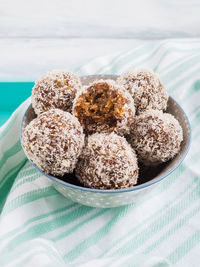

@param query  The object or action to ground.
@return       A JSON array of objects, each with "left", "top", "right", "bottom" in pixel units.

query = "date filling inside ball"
[{"left": 73, "top": 80, "right": 135, "bottom": 135}]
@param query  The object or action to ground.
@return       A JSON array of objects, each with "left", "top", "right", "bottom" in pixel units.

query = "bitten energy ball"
[
  {"left": 117, "top": 68, "right": 168, "bottom": 114},
  {"left": 22, "top": 109, "right": 84, "bottom": 176},
  {"left": 32, "top": 70, "right": 81, "bottom": 115},
  {"left": 129, "top": 110, "right": 183, "bottom": 165},
  {"left": 73, "top": 80, "right": 135, "bottom": 135},
  {"left": 76, "top": 132, "right": 138, "bottom": 189}
]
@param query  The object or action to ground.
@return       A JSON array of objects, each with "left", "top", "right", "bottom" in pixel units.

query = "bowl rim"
[{"left": 20, "top": 75, "right": 191, "bottom": 194}]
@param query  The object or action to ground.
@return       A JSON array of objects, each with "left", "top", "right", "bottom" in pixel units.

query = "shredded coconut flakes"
[
  {"left": 117, "top": 68, "right": 168, "bottom": 114},
  {"left": 32, "top": 70, "right": 81, "bottom": 115},
  {"left": 129, "top": 109, "right": 183, "bottom": 165},
  {"left": 76, "top": 132, "right": 138, "bottom": 189},
  {"left": 22, "top": 109, "right": 85, "bottom": 176}
]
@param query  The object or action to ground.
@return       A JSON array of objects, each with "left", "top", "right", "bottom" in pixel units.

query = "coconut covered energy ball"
[
  {"left": 73, "top": 80, "right": 135, "bottom": 135},
  {"left": 117, "top": 68, "right": 168, "bottom": 114},
  {"left": 22, "top": 109, "right": 84, "bottom": 176},
  {"left": 129, "top": 109, "right": 183, "bottom": 165},
  {"left": 32, "top": 70, "right": 81, "bottom": 115},
  {"left": 76, "top": 132, "right": 138, "bottom": 190}
]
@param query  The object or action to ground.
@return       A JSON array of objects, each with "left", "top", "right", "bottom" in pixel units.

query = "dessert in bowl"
[{"left": 20, "top": 71, "right": 191, "bottom": 208}]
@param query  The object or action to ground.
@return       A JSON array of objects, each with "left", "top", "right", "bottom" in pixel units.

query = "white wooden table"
[{"left": 0, "top": 0, "right": 199, "bottom": 79}]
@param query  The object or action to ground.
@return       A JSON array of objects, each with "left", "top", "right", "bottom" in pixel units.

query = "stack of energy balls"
[{"left": 22, "top": 69, "right": 183, "bottom": 190}]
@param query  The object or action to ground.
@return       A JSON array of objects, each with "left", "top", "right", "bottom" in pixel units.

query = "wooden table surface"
[{"left": 0, "top": 0, "right": 199, "bottom": 79}]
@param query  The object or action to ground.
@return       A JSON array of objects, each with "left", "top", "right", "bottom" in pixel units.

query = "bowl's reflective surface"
[{"left": 20, "top": 75, "right": 191, "bottom": 208}]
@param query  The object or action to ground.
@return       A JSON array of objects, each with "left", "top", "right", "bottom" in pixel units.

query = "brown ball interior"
[{"left": 74, "top": 82, "right": 128, "bottom": 133}]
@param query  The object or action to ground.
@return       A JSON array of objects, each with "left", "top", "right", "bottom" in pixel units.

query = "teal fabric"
[
  {"left": 0, "top": 39, "right": 200, "bottom": 267},
  {"left": 0, "top": 82, "right": 34, "bottom": 125}
]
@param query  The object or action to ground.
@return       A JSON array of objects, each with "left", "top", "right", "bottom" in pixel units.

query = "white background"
[{"left": 0, "top": 0, "right": 199, "bottom": 79}]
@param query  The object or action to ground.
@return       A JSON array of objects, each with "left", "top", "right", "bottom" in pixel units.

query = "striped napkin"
[{"left": 0, "top": 39, "right": 200, "bottom": 267}]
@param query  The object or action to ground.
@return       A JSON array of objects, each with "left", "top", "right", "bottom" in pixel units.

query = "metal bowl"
[{"left": 20, "top": 75, "right": 191, "bottom": 208}]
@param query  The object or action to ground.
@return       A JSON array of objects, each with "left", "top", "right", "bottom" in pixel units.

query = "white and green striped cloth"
[{"left": 0, "top": 39, "right": 200, "bottom": 267}]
